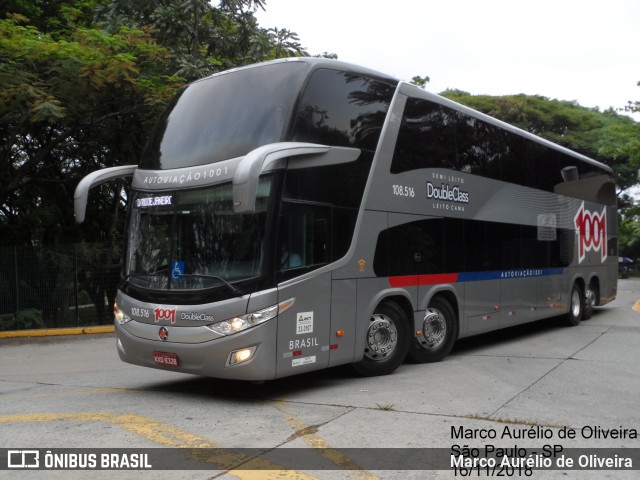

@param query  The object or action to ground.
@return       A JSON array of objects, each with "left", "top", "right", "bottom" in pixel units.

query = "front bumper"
[{"left": 115, "top": 318, "right": 278, "bottom": 381}]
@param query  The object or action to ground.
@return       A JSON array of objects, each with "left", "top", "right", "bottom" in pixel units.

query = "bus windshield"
[
  {"left": 140, "top": 62, "right": 307, "bottom": 169},
  {"left": 125, "top": 177, "right": 272, "bottom": 292}
]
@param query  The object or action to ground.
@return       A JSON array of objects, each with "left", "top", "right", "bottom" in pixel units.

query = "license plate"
[{"left": 153, "top": 351, "right": 179, "bottom": 367}]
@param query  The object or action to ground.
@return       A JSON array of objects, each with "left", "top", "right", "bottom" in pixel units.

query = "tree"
[
  {"left": 1, "top": 0, "right": 314, "bottom": 326},
  {"left": 268, "top": 27, "right": 307, "bottom": 58},
  {"left": 410, "top": 75, "right": 430, "bottom": 88},
  {"left": 95, "top": 0, "right": 271, "bottom": 80},
  {"left": 1, "top": 0, "right": 307, "bottom": 247},
  {"left": 0, "top": 9, "right": 180, "bottom": 245},
  {"left": 626, "top": 80, "right": 640, "bottom": 114}
]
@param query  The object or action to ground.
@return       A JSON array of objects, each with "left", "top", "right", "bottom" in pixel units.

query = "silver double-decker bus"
[{"left": 75, "top": 58, "right": 617, "bottom": 380}]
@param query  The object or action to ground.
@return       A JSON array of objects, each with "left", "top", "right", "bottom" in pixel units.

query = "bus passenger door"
[{"left": 275, "top": 202, "right": 332, "bottom": 377}]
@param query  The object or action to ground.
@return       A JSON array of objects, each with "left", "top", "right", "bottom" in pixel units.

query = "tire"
[
  {"left": 408, "top": 297, "right": 458, "bottom": 363},
  {"left": 565, "top": 282, "right": 584, "bottom": 326},
  {"left": 583, "top": 283, "right": 597, "bottom": 320},
  {"left": 352, "top": 301, "right": 410, "bottom": 376}
]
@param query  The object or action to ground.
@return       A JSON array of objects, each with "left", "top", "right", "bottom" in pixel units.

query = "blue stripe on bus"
[
  {"left": 389, "top": 268, "right": 564, "bottom": 288},
  {"left": 458, "top": 268, "right": 565, "bottom": 282}
]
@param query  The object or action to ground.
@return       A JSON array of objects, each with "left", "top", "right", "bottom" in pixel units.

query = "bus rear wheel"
[
  {"left": 409, "top": 297, "right": 457, "bottom": 363},
  {"left": 353, "top": 301, "right": 410, "bottom": 376},
  {"left": 583, "top": 283, "right": 597, "bottom": 320},
  {"left": 565, "top": 283, "right": 584, "bottom": 326}
]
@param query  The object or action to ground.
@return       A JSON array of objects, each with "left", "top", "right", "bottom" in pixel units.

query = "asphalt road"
[{"left": 1, "top": 279, "right": 639, "bottom": 479}]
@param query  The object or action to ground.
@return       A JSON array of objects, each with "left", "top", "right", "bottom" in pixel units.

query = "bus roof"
[
  {"left": 184, "top": 58, "right": 613, "bottom": 176},
  {"left": 194, "top": 57, "right": 399, "bottom": 86}
]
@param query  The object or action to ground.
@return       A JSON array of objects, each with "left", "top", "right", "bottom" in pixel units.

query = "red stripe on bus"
[{"left": 389, "top": 273, "right": 458, "bottom": 288}]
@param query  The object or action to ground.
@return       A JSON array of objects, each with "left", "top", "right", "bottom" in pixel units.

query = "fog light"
[{"left": 227, "top": 346, "right": 257, "bottom": 366}]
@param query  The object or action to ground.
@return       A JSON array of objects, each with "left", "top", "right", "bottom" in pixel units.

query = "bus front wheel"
[
  {"left": 353, "top": 301, "right": 410, "bottom": 376},
  {"left": 409, "top": 297, "right": 457, "bottom": 363}
]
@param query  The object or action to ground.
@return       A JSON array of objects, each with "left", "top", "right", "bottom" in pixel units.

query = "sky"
[{"left": 256, "top": 0, "right": 640, "bottom": 119}]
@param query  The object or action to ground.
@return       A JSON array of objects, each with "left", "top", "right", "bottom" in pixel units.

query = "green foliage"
[
  {"left": 410, "top": 75, "right": 430, "bottom": 88},
  {"left": 0, "top": 10, "right": 180, "bottom": 245},
  {"left": 0, "top": 309, "right": 46, "bottom": 331},
  {"left": 268, "top": 27, "right": 307, "bottom": 59},
  {"left": 625, "top": 80, "right": 640, "bottom": 114},
  {"left": 1, "top": 0, "right": 309, "bottom": 248},
  {"left": 95, "top": 0, "right": 282, "bottom": 80},
  {"left": 315, "top": 52, "right": 338, "bottom": 60}
]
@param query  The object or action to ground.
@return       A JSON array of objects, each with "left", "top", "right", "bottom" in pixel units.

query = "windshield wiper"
[
  {"left": 177, "top": 274, "right": 243, "bottom": 296},
  {"left": 121, "top": 270, "right": 168, "bottom": 282}
]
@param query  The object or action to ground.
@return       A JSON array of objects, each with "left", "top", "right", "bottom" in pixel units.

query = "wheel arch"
[
  {"left": 365, "top": 288, "right": 415, "bottom": 321},
  {"left": 571, "top": 274, "right": 586, "bottom": 292}
]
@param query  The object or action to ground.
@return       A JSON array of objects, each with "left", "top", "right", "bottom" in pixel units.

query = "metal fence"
[{"left": 0, "top": 243, "right": 121, "bottom": 331}]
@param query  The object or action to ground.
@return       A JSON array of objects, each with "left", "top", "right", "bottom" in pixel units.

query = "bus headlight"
[
  {"left": 207, "top": 297, "right": 294, "bottom": 336},
  {"left": 114, "top": 303, "right": 132, "bottom": 325}
]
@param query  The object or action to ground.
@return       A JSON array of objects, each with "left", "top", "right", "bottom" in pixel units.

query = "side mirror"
[
  {"left": 232, "top": 142, "right": 361, "bottom": 213},
  {"left": 74, "top": 165, "right": 137, "bottom": 223}
]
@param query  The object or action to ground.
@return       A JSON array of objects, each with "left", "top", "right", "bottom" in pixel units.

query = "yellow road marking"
[
  {"left": 272, "top": 401, "right": 378, "bottom": 480},
  {"left": 632, "top": 300, "right": 640, "bottom": 313},
  {"left": 0, "top": 326, "right": 115, "bottom": 339},
  {"left": 83, "top": 388, "right": 142, "bottom": 394},
  {"left": 0, "top": 412, "right": 318, "bottom": 479}
]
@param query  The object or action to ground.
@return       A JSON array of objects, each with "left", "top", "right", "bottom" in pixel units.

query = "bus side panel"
[
  {"left": 500, "top": 277, "right": 539, "bottom": 328},
  {"left": 329, "top": 279, "right": 358, "bottom": 366},
  {"left": 463, "top": 280, "right": 500, "bottom": 337},
  {"left": 599, "top": 261, "right": 618, "bottom": 305},
  {"left": 276, "top": 272, "right": 332, "bottom": 378},
  {"left": 536, "top": 272, "right": 567, "bottom": 318}
]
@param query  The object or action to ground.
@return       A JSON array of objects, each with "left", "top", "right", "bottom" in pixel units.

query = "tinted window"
[
  {"left": 141, "top": 62, "right": 306, "bottom": 169},
  {"left": 278, "top": 202, "right": 331, "bottom": 281},
  {"left": 289, "top": 69, "right": 397, "bottom": 151},
  {"left": 283, "top": 69, "right": 396, "bottom": 263},
  {"left": 282, "top": 151, "right": 375, "bottom": 263},
  {"left": 283, "top": 151, "right": 374, "bottom": 208},
  {"left": 392, "top": 98, "right": 614, "bottom": 204},
  {"left": 373, "top": 218, "right": 572, "bottom": 277}
]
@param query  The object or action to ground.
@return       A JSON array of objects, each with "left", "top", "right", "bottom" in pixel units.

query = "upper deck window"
[
  {"left": 392, "top": 97, "right": 615, "bottom": 205},
  {"left": 289, "top": 69, "right": 397, "bottom": 151},
  {"left": 140, "top": 62, "right": 307, "bottom": 170}
]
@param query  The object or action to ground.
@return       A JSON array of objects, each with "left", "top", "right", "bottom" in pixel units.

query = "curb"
[{"left": 0, "top": 325, "right": 115, "bottom": 339}]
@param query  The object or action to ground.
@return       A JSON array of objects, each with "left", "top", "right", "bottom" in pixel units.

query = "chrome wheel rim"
[
  {"left": 585, "top": 288, "right": 595, "bottom": 309},
  {"left": 364, "top": 314, "right": 398, "bottom": 361},
  {"left": 571, "top": 288, "right": 582, "bottom": 318},
  {"left": 422, "top": 308, "right": 447, "bottom": 349}
]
